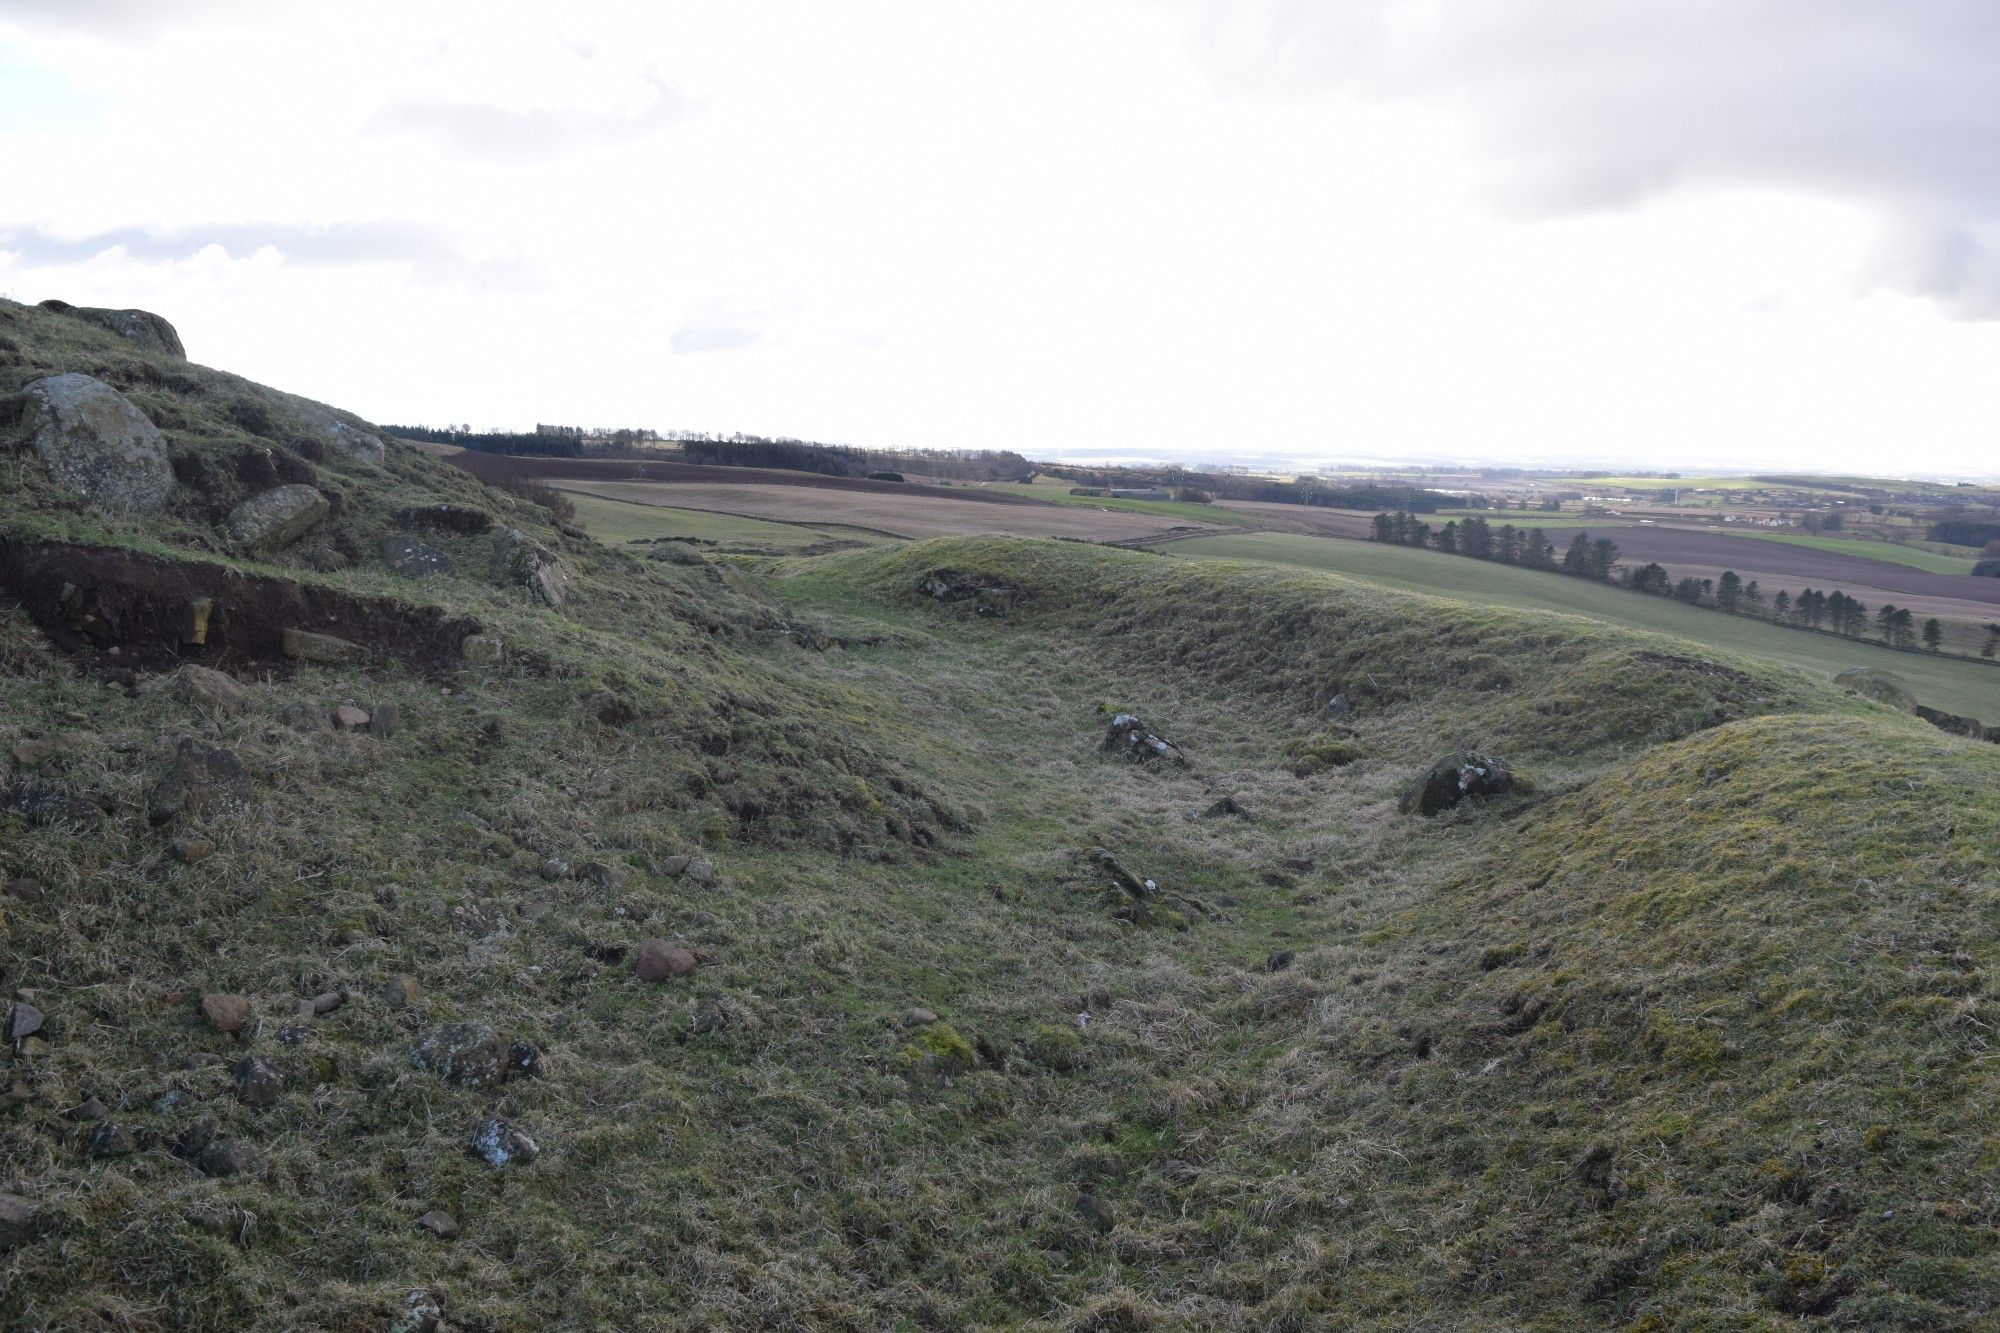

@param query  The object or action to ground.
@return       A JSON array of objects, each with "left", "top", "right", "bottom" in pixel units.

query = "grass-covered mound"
[{"left": 2, "top": 309, "right": 1994, "bottom": 1329}]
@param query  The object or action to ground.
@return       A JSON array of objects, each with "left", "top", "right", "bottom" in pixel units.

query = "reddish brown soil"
[
  {"left": 0, "top": 539, "right": 480, "bottom": 676},
  {"left": 445, "top": 453, "right": 1049, "bottom": 507}
]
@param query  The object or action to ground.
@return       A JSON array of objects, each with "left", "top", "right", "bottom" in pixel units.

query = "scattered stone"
[
  {"left": 223, "top": 483, "right": 329, "bottom": 553},
  {"left": 15, "top": 787, "right": 107, "bottom": 826},
  {"left": 278, "top": 701, "right": 331, "bottom": 733},
  {"left": 187, "top": 1204, "right": 245, "bottom": 1240},
  {"left": 369, "top": 701, "right": 400, "bottom": 737},
  {"left": 0, "top": 1193, "right": 46, "bottom": 1250},
  {"left": 1100, "top": 713, "right": 1187, "bottom": 765},
  {"left": 1265, "top": 950, "right": 1296, "bottom": 973},
  {"left": 332, "top": 704, "right": 371, "bottom": 731},
  {"left": 67, "top": 1096, "right": 108, "bottom": 1122},
  {"left": 493, "top": 528, "right": 570, "bottom": 608},
  {"left": 1398, "top": 751, "right": 1519, "bottom": 817},
  {"left": 389, "top": 1288, "right": 445, "bottom": 1333},
  {"left": 579, "top": 860, "right": 629, "bottom": 890},
  {"left": 381, "top": 534, "right": 454, "bottom": 579},
  {"left": 12, "top": 373, "right": 177, "bottom": 514},
  {"left": 410, "top": 1022, "right": 505, "bottom": 1088},
  {"left": 1282, "top": 855, "right": 1315, "bottom": 873},
  {"left": 275, "top": 1023, "right": 310, "bottom": 1046},
  {"left": 460, "top": 633, "right": 504, "bottom": 666},
  {"left": 1091, "top": 848, "right": 1156, "bottom": 902},
  {"left": 381, "top": 975, "right": 424, "bottom": 1010},
  {"left": 1200, "top": 794, "right": 1251, "bottom": 820},
  {"left": 468, "top": 1116, "right": 538, "bottom": 1167},
  {"left": 87, "top": 1123, "right": 136, "bottom": 1158},
  {"left": 142, "top": 664, "right": 248, "bottom": 715},
  {"left": 306, "top": 990, "right": 346, "bottom": 1017},
  {"left": 1073, "top": 1193, "right": 1116, "bottom": 1234},
  {"left": 538, "top": 857, "right": 570, "bottom": 881},
  {"left": 201, "top": 993, "right": 252, "bottom": 1033},
  {"left": 635, "top": 939, "right": 698, "bottom": 982},
  {"left": 170, "top": 834, "right": 217, "bottom": 864},
  {"left": 7, "top": 1001, "right": 45, "bottom": 1043},
  {"left": 415, "top": 1211, "right": 460, "bottom": 1241},
  {"left": 1324, "top": 694, "right": 1354, "bottom": 720},
  {"left": 659, "top": 854, "right": 691, "bottom": 878},
  {"left": 10, "top": 737, "right": 62, "bottom": 765},
  {"left": 683, "top": 857, "right": 716, "bottom": 885},
  {"left": 148, "top": 738, "right": 251, "bottom": 824},
  {"left": 906, "top": 1007, "right": 939, "bottom": 1026},
  {"left": 281, "top": 628, "right": 365, "bottom": 666},
  {"left": 233, "top": 1054, "right": 284, "bottom": 1107},
  {"left": 195, "top": 1138, "right": 255, "bottom": 1177},
  {"left": 507, "top": 1040, "right": 545, "bottom": 1080}
]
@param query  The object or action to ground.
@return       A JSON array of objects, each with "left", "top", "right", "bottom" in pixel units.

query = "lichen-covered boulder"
[
  {"left": 11, "top": 374, "right": 176, "bottom": 514},
  {"left": 1398, "top": 751, "right": 1519, "bottom": 817},
  {"left": 41, "top": 301, "right": 186, "bottom": 357},
  {"left": 493, "top": 528, "right": 569, "bottom": 609},
  {"left": 294, "top": 405, "right": 385, "bottom": 465},
  {"left": 411, "top": 1023, "right": 506, "bottom": 1088},
  {"left": 1100, "top": 713, "right": 1186, "bottom": 765},
  {"left": 224, "top": 484, "right": 328, "bottom": 552},
  {"left": 1832, "top": 666, "right": 1917, "bottom": 714}
]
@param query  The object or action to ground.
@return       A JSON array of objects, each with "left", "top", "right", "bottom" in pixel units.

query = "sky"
[{"left": 2, "top": 1, "right": 1997, "bottom": 478}]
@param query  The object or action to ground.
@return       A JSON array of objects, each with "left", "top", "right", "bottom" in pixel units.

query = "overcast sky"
[{"left": 3, "top": 1, "right": 1998, "bottom": 477}]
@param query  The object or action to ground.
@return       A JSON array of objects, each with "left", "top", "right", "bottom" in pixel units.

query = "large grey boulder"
[
  {"left": 41, "top": 300, "right": 186, "bottom": 357},
  {"left": 1398, "top": 751, "right": 1520, "bottom": 817},
  {"left": 12, "top": 373, "right": 177, "bottom": 514},
  {"left": 294, "top": 405, "right": 385, "bottom": 465},
  {"left": 224, "top": 483, "right": 328, "bottom": 552},
  {"left": 494, "top": 528, "right": 569, "bottom": 608}
]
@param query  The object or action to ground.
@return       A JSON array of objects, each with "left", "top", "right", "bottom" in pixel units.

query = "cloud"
[
  {"left": 0, "top": 221, "right": 537, "bottom": 288},
  {"left": 369, "top": 73, "right": 697, "bottom": 162},
  {"left": 670, "top": 324, "right": 762, "bottom": 355},
  {"left": 1172, "top": 0, "right": 2000, "bottom": 315}
]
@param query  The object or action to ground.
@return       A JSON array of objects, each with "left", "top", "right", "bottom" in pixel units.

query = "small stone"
[
  {"left": 6, "top": 1001, "right": 44, "bottom": 1043},
  {"left": 277, "top": 701, "right": 330, "bottom": 733},
  {"left": 307, "top": 990, "right": 346, "bottom": 1016},
  {"left": 659, "top": 854, "right": 691, "bottom": 878},
  {"left": 0, "top": 1193, "right": 47, "bottom": 1250},
  {"left": 369, "top": 701, "right": 400, "bottom": 737},
  {"left": 87, "top": 1123, "right": 136, "bottom": 1158},
  {"left": 538, "top": 858, "right": 569, "bottom": 881},
  {"left": 1073, "top": 1193, "right": 1116, "bottom": 1233},
  {"left": 275, "top": 1023, "right": 310, "bottom": 1046},
  {"left": 201, "top": 993, "right": 252, "bottom": 1033},
  {"left": 223, "top": 483, "right": 328, "bottom": 552},
  {"left": 10, "top": 738, "right": 62, "bottom": 765},
  {"left": 579, "top": 860, "right": 628, "bottom": 890},
  {"left": 507, "top": 1039, "right": 545, "bottom": 1080},
  {"left": 233, "top": 1054, "right": 284, "bottom": 1107},
  {"left": 66, "top": 1096, "right": 108, "bottom": 1122},
  {"left": 143, "top": 664, "right": 248, "bottom": 715},
  {"left": 410, "top": 1022, "right": 505, "bottom": 1088},
  {"left": 415, "top": 1210, "right": 460, "bottom": 1240},
  {"left": 683, "top": 857, "right": 716, "bottom": 884},
  {"left": 468, "top": 1116, "right": 538, "bottom": 1167},
  {"left": 331, "top": 704, "right": 371, "bottom": 731},
  {"left": 381, "top": 975, "right": 424, "bottom": 1010},
  {"left": 281, "top": 628, "right": 365, "bottom": 666},
  {"left": 635, "top": 939, "right": 697, "bottom": 982},
  {"left": 170, "top": 834, "right": 217, "bottom": 864},
  {"left": 390, "top": 1289, "right": 445, "bottom": 1333},
  {"left": 147, "top": 738, "right": 251, "bottom": 825},
  {"left": 1265, "top": 950, "right": 1296, "bottom": 973},
  {"left": 906, "top": 1007, "right": 939, "bottom": 1026},
  {"left": 195, "top": 1138, "right": 255, "bottom": 1177}
]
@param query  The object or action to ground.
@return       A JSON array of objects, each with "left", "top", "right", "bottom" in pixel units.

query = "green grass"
[
  {"left": 559, "top": 488, "right": 892, "bottom": 552},
  {"left": 981, "top": 481, "right": 1256, "bottom": 526},
  {"left": 1166, "top": 531, "right": 2000, "bottom": 719},
  {"left": 1721, "top": 528, "right": 1979, "bottom": 575}
]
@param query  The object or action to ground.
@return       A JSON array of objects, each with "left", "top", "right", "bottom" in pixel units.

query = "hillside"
[{"left": 2, "top": 300, "right": 1997, "bottom": 1330}]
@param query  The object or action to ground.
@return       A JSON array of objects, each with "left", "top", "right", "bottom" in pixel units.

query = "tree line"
[{"left": 1372, "top": 512, "right": 1959, "bottom": 655}]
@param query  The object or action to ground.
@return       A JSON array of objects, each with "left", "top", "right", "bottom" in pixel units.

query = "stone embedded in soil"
[
  {"left": 659, "top": 854, "right": 691, "bottom": 878},
  {"left": 282, "top": 628, "right": 366, "bottom": 665},
  {"left": 507, "top": 1040, "right": 545, "bottom": 1080},
  {"left": 410, "top": 1022, "right": 506, "bottom": 1088},
  {"left": 147, "top": 739, "right": 251, "bottom": 825},
  {"left": 67, "top": 1096, "right": 108, "bottom": 1122},
  {"left": 1397, "top": 750, "right": 1518, "bottom": 817},
  {"left": 906, "top": 1007, "right": 939, "bottom": 1026},
  {"left": 233, "top": 1054, "right": 284, "bottom": 1107},
  {"left": 381, "top": 974, "right": 424, "bottom": 1010},
  {"left": 170, "top": 834, "right": 217, "bottom": 863},
  {"left": 683, "top": 857, "right": 716, "bottom": 884},
  {"left": 0, "top": 1193, "right": 47, "bottom": 1250},
  {"left": 223, "top": 483, "right": 329, "bottom": 552},
  {"left": 306, "top": 990, "right": 346, "bottom": 1016},
  {"left": 370, "top": 701, "right": 400, "bottom": 737},
  {"left": 635, "top": 939, "right": 698, "bottom": 982},
  {"left": 87, "top": 1123, "right": 136, "bottom": 1158},
  {"left": 7, "top": 1001, "right": 44, "bottom": 1043},
  {"left": 1073, "top": 1194, "right": 1116, "bottom": 1233},
  {"left": 143, "top": 664, "right": 248, "bottom": 715},
  {"left": 11, "top": 737, "right": 62, "bottom": 765},
  {"left": 468, "top": 1116, "right": 538, "bottom": 1167},
  {"left": 415, "top": 1211, "right": 460, "bottom": 1240},
  {"left": 14, "top": 373, "right": 177, "bottom": 514},
  {"left": 1200, "top": 794, "right": 1251, "bottom": 820},
  {"left": 195, "top": 1138, "right": 255, "bottom": 1177},
  {"left": 332, "top": 704, "right": 371, "bottom": 731},
  {"left": 390, "top": 1289, "right": 445, "bottom": 1333},
  {"left": 381, "top": 534, "right": 455, "bottom": 579},
  {"left": 1265, "top": 950, "right": 1296, "bottom": 973},
  {"left": 201, "top": 993, "right": 252, "bottom": 1033}
]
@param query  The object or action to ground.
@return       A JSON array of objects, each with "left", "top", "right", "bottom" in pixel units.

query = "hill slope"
[{"left": 2, "top": 301, "right": 1996, "bottom": 1330}]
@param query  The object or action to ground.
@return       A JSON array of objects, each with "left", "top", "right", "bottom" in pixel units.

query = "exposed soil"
[
  {"left": 443, "top": 452, "right": 1049, "bottom": 506},
  {"left": 0, "top": 538, "right": 481, "bottom": 676}
]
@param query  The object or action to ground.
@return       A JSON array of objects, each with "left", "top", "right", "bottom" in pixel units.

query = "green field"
[
  {"left": 1722, "top": 527, "right": 1978, "bottom": 575},
  {"left": 982, "top": 479, "right": 1257, "bottom": 526},
  {"left": 561, "top": 489, "right": 894, "bottom": 551},
  {"left": 1169, "top": 531, "right": 2000, "bottom": 719}
]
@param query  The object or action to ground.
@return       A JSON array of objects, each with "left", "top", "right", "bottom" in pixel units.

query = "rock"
[
  {"left": 369, "top": 701, "right": 400, "bottom": 737},
  {"left": 906, "top": 1007, "right": 939, "bottom": 1026},
  {"left": 7, "top": 1001, "right": 44, "bottom": 1043},
  {"left": 332, "top": 704, "right": 371, "bottom": 731},
  {"left": 88, "top": 1123, "right": 137, "bottom": 1158},
  {"left": 1324, "top": 694, "right": 1354, "bottom": 720},
  {"left": 170, "top": 833, "right": 217, "bottom": 863},
  {"left": 45, "top": 302, "right": 186, "bottom": 356},
  {"left": 915, "top": 568, "right": 1022, "bottom": 616},
  {"left": 683, "top": 857, "right": 716, "bottom": 885},
  {"left": 1915, "top": 704, "right": 1995, "bottom": 742},
  {"left": 468, "top": 1116, "right": 538, "bottom": 1167},
  {"left": 380, "top": 534, "right": 454, "bottom": 579},
  {"left": 1090, "top": 848, "right": 1155, "bottom": 902},
  {"left": 1073, "top": 1193, "right": 1116, "bottom": 1234},
  {"left": 389, "top": 1289, "right": 445, "bottom": 1333},
  {"left": 1201, "top": 795, "right": 1251, "bottom": 820},
  {"left": 1398, "top": 751, "right": 1519, "bottom": 817},
  {"left": 507, "top": 1040, "right": 545, "bottom": 1080},
  {"left": 1265, "top": 949, "right": 1296, "bottom": 973},
  {"left": 1833, "top": 666, "right": 1918, "bottom": 714},
  {"left": 15, "top": 787, "right": 106, "bottom": 826},
  {"left": 381, "top": 975, "right": 424, "bottom": 1010},
  {"left": 399, "top": 503, "right": 492, "bottom": 534},
  {"left": 410, "top": 1022, "right": 505, "bottom": 1088},
  {"left": 415, "top": 1211, "right": 459, "bottom": 1240},
  {"left": 282, "top": 628, "right": 365, "bottom": 665},
  {"left": 201, "top": 993, "right": 253, "bottom": 1033},
  {"left": 233, "top": 1054, "right": 284, "bottom": 1106},
  {"left": 659, "top": 854, "right": 691, "bottom": 878},
  {"left": 223, "top": 484, "right": 329, "bottom": 552},
  {"left": 143, "top": 665, "right": 248, "bottom": 715},
  {"left": 5, "top": 878, "right": 46, "bottom": 904},
  {"left": 493, "top": 528, "right": 569, "bottom": 608},
  {"left": 579, "top": 860, "right": 628, "bottom": 890},
  {"left": 1100, "top": 713, "right": 1187, "bottom": 765},
  {"left": 0, "top": 1193, "right": 46, "bottom": 1250},
  {"left": 278, "top": 701, "right": 331, "bottom": 733},
  {"left": 195, "top": 1138, "right": 255, "bottom": 1177},
  {"left": 293, "top": 406, "right": 385, "bottom": 465},
  {"left": 67, "top": 1096, "right": 108, "bottom": 1122},
  {"left": 460, "top": 633, "right": 504, "bottom": 666},
  {"left": 147, "top": 738, "right": 251, "bottom": 824},
  {"left": 12, "top": 373, "right": 177, "bottom": 513},
  {"left": 10, "top": 737, "right": 62, "bottom": 766},
  {"left": 635, "top": 939, "right": 699, "bottom": 982},
  {"left": 306, "top": 990, "right": 346, "bottom": 1016}
]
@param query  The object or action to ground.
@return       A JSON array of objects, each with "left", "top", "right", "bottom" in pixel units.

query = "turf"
[{"left": 1166, "top": 531, "right": 2000, "bottom": 719}]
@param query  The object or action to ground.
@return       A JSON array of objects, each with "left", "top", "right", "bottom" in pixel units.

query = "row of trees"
[
  {"left": 1372, "top": 513, "right": 1958, "bottom": 653},
  {"left": 383, "top": 424, "right": 584, "bottom": 457}
]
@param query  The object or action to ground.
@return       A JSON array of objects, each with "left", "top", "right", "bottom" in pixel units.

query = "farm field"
[
  {"left": 975, "top": 480, "right": 1258, "bottom": 527},
  {"left": 1719, "top": 528, "right": 1978, "bottom": 575},
  {"left": 1168, "top": 531, "right": 2000, "bottom": 719},
  {"left": 561, "top": 490, "right": 891, "bottom": 553},
  {"left": 551, "top": 479, "right": 1232, "bottom": 543}
]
